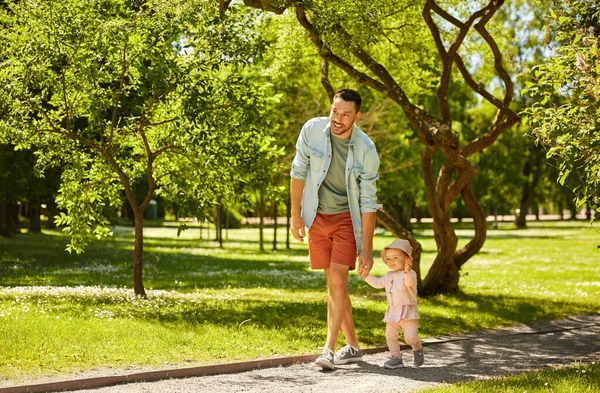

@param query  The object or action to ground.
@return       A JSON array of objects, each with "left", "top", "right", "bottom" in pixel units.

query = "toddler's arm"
[
  {"left": 404, "top": 270, "right": 417, "bottom": 289},
  {"left": 403, "top": 256, "right": 417, "bottom": 289},
  {"left": 363, "top": 274, "right": 385, "bottom": 289}
]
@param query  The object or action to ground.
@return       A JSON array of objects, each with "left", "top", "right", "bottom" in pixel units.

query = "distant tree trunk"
[
  {"left": 558, "top": 201, "right": 564, "bottom": 220},
  {"left": 29, "top": 203, "right": 41, "bottom": 233},
  {"left": 8, "top": 203, "right": 20, "bottom": 234},
  {"left": 272, "top": 200, "right": 278, "bottom": 251},
  {"left": 586, "top": 201, "right": 592, "bottom": 220},
  {"left": 45, "top": 200, "right": 57, "bottom": 229},
  {"left": 569, "top": 205, "right": 578, "bottom": 220},
  {"left": 215, "top": 204, "right": 223, "bottom": 248},
  {"left": 259, "top": 192, "right": 265, "bottom": 252},
  {"left": 516, "top": 150, "right": 543, "bottom": 228},
  {"left": 225, "top": 206, "right": 229, "bottom": 241},
  {"left": 0, "top": 201, "right": 10, "bottom": 237}
]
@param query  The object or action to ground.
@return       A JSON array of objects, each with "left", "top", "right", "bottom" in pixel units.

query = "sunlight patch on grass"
[{"left": 421, "top": 361, "right": 600, "bottom": 393}]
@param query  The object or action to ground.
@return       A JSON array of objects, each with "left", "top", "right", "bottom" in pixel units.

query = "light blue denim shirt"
[{"left": 290, "top": 117, "right": 381, "bottom": 253}]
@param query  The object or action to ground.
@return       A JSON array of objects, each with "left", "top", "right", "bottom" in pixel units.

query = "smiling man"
[{"left": 290, "top": 88, "right": 381, "bottom": 370}]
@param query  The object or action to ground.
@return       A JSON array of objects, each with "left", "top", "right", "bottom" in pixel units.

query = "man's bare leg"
[{"left": 324, "top": 263, "right": 352, "bottom": 351}]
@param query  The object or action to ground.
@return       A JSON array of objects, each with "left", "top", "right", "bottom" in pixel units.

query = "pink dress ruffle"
[{"left": 383, "top": 304, "right": 419, "bottom": 322}]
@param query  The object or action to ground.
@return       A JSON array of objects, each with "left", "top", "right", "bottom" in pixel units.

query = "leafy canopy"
[
  {"left": 521, "top": 0, "right": 600, "bottom": 212},
  {"left": 0, "top": 0, "right": 281, "bottom": 251}
]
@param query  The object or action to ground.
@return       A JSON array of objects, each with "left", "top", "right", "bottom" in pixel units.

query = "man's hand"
[
  {"left": 357, "top": 250, "right": 374, "bottom": 279},
  {"left": 291, "top": 216, "right": 306, "bottom": 242}
]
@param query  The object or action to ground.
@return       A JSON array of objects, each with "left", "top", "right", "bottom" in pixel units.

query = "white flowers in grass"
[{"left": 0, "top": 285, "right": 245, "bottom": 321}]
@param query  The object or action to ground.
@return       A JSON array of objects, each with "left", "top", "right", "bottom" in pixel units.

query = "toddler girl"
[{"left": 363, "top": 238, "right": 424, "bottom": 368}]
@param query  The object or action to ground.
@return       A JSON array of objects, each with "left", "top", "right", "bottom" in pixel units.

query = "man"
[{"left": 290, "top": 88, "right": 381, "bottom": 370}]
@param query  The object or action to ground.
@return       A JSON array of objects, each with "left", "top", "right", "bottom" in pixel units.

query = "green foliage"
[
  {"left": 520, "top": 0, "right": 600, "bottom": 213},
  {"left": 0, "top": 0, "right": 282, "bottom": 250}
]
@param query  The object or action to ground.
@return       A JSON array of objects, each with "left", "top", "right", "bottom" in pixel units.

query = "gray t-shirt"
[{"left": 318, "top": 134, "right": 350, "bottom": 214}]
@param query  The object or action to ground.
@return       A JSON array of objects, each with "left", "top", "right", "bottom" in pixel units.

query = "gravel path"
[{"left": 4, "top": 314, "right": 600, "bottom": 393}]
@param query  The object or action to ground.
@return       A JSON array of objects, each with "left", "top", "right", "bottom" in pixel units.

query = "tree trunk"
[
  {"left": 132, "top": 210, "right": 147, "bottom": 298},
  {"left": 0, "top": 201, "right": 10, "bottom": 237},
  {"left": 423, "top": 215, "right": 459, "bottom": 295},
  {"left": 29, "top": 203, "right": 41, "bottom": 233},
  {"left": 259, "top": 192, "right": 265, "bottom": 252},
  {"left": 214, "top": 204, "right": 224, "bottom": 248},
  {"left": 558, "top": 201, "right": 564, "bottom": 220},
  {"left": 45, "top": 200, "right": 57, "bottom": 229},
  {"left": 272, "top": 200, "right": 278, "bottom": 251},
  {"left": 516, "top": 151, "right": 543, "bottom": 228},
  {"left": 8, "top": 203, "right": 20, "bottom": 234},
  {"left": 419, "top": 149, "right": 484, "bottom": 295},
  {"left": 569, "top": 205, "right": 578, "bottom": 220},
  {"left": 454, "top": 183, "right": 487, "bottom": 268},
  {"left": 586, "top": 201, "right": 592, "bottom": 220}
]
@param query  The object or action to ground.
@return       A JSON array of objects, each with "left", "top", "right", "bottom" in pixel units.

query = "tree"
[
  {"left": 521, "top": 0, "right": 600, "bottom": 216},
  {"left": 234, "top": 0, "right": 519, "bottom": 294},
  {"left": 0, "top": 0, "right": 281, "bottom": 297}
]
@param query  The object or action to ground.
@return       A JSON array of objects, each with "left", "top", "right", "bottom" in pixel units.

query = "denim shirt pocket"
[
  {"left": 309, "top": 147, "right": 325, "bottom": 173},
  {"left": 348, "top": 166, "right": 362, "bottom": 189}
]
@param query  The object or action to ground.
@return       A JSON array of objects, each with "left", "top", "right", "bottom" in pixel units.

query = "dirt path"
[{"left": 3, "top": 314, "right": 600, "bottom": 393}]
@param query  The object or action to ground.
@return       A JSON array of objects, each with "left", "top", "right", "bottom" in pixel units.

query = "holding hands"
[{"left": 357, "top": 250, "right": 373, "bottom": 279}]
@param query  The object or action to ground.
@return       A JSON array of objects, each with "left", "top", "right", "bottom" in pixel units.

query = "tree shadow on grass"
[
  {"left": 0, "top": 231, "right": 322, "bottom": 290},
  {"left": 70, "top": 291, "right": 596, "bottom": 352}
]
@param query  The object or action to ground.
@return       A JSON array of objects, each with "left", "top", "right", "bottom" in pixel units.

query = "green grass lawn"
[
  {"left": 421, "top": 361, "right": 600, "bottom": 393},
  {"left": 0, "top": 219, "right": 598, "bottom": 384}
]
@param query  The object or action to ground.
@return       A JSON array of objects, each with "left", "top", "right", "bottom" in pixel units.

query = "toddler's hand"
[{"left": 405, "top": 256, "right": 413, "bottom": 273}]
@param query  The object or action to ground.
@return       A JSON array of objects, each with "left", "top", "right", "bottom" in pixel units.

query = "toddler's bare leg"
[
  {"left": 385, "top": 322, "right": 402, "bottom": 357},
  {"left": 400, "top": 319, "right": 422, "bottom": 350}
]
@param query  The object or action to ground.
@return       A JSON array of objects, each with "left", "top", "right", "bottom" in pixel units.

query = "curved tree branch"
[
  {"left": 453, "top": 54, "right": 504, "bottom": 108},
  {"left": 424, "top": 0, "right": 506, "bottom": 125},
  {"left": 295, "top": 5, "right": 443, "bottom": 147},
  {"left": 453, "top": 182, "right": 487, "bottom": 268},
  {"left": 219, "top": 0, "right": 233, "bottom": 14},
  {"left": 444, "top": 163, "right": 479, "bottom": 211},
  {"left": 242, "top": 0, "right": 288, "bottom": 14},
  {"left": 320, "top": 57, "right": 336, "bottom": 101},
  {"left": 462, "top": 109, "right": 519, "bottom": 157}
]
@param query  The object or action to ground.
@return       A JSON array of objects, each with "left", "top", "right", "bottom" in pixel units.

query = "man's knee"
[{"left": 327, "top": 266, "right": 349, "bottom": 294}]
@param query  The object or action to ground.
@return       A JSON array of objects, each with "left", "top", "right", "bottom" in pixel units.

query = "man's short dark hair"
[{"left": 333, "top": 89, "right": 362, "bottom": 112}]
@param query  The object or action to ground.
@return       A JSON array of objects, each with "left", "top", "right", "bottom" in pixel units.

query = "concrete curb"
[{"left": 2, "top": 319, "right": 599, "bottom": 393}]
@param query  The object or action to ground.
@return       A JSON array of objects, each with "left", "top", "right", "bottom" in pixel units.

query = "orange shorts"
[{"left": 308, "top": 211, "right": 357, "bottom": 270}]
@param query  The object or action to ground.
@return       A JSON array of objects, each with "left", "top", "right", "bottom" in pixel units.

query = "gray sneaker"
[
  {"left": 334, "top": 345, "right": 364, "bottom": 364},
  {"left": 413, "top": 348, "right": 424, "bottom": 367},
  {"left": 383, "top": 355, "right": 404, "bottom": 369},
  {"left": 315, "top": 348, "right": 335, "bottom": 370}
]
